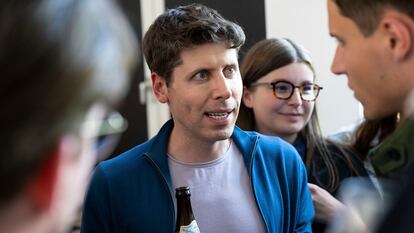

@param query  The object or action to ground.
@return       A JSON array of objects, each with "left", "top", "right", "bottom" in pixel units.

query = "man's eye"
[
  {"left": 193, "top": 71, "right": 209, "bottom": 80},
  {"left": 334, "top": 37, "right": 345, "bottom": 46},
  {"left": 223, "top": 66, "right": 236, "bottom": 78}
]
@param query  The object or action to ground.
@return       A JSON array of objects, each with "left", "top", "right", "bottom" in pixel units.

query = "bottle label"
[{"left": 179, "top": 220, "right": 201, "bottom": 233}]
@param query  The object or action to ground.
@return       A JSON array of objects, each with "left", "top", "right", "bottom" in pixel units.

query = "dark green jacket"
[{"left": 370, "top": 115, "right": 414, "bottom": 180}]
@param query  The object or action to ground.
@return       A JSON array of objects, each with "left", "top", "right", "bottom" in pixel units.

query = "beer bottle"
[{"left": 174, "top": 186, "right": 201, "bottom": 233}]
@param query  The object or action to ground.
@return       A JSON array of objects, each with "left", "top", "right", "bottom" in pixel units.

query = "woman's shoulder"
[{"left": 325, "top": 139, "right": 368, "bottom": 175}]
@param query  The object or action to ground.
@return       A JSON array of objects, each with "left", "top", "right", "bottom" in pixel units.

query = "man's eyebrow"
[{"left": 185, "top": 67, "right": 210, "bottom": 79}]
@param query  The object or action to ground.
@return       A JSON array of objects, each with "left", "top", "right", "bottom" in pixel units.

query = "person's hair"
[
  {"left": 353, "top": 114, "right": 399, "bottom": 159},
  {"left": 238, "top": 38, "right": 360, "bottom": 192},
  {"left": 238, "top": 38, "right": 316, "bottom": 133},
  {"left": 0, "top": 0, "right": 137, "bottom": 206},
  {"left": 334, "top": 0, "right": 414, "bottom": 36},
  {"left": 142, "top": 3, "right": 245, "bottom": 85}
]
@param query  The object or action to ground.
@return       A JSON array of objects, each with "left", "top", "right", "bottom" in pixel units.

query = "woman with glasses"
[{"left": 237, "top": 38, "right": 367, "bottom": 233}]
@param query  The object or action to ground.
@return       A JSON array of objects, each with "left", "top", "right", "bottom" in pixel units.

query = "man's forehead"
[
  {"left": 180, "top": 42, "right": 235, "bottom": 55},
  {"left": 179, "top": 44, "right": 238, "bottom": 64},
  {"left": 327, "top": 0, "right": 342, "bottom": 34}
]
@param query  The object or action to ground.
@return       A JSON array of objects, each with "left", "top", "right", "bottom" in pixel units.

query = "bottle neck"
[{"left": 176, "top": 196, "right": 195, "bottom": 223}]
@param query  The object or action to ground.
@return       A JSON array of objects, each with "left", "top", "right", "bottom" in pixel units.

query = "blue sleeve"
[
  {"left": 81, "top": 165, "right": 114, "bottom": 233},
  {"left": 295, "top": 159, "right": 314, "bottom": 233}
]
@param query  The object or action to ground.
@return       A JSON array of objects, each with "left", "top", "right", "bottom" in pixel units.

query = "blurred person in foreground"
[
  {"left": 327, "top": 0, "right": 414, "bottom": 232},
  {"left": 82, "top": 3, "right": 314, "bottom": 233},
  {"left": 0, "top": 0, "right": 138, "bottom": 233}
]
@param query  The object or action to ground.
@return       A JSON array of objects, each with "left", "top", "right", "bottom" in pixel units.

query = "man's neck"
[{"left": 168, "top": 129, "right": 231, "bottom": 164}]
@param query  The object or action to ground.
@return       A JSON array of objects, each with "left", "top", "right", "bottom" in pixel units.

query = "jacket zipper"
[{"left": 143, "top": 153, "right": 175, "bottom": 233}]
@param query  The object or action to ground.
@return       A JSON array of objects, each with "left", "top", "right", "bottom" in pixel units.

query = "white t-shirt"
[{"left": 168, "top": 140, "right": 266, "bottom": 233}]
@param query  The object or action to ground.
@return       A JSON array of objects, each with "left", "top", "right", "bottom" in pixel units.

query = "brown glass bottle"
[{"left": 174, "top": 186, "right": 201, "bottom": 233}]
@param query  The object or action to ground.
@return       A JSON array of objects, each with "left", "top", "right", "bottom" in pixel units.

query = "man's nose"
[
  {"left": 212, "top": 74, "right": 232, "bottom": 100},
  {"left": 331, "top": 46, "right": 346, "bottom": 75}
]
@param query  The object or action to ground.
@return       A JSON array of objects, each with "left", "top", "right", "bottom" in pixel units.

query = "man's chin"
[
  {"left": 216, "top": 131, "right": 233, "bottom": 141},
  {"left": 209, "top": 127, "right": 234, "bottom": 141},
  {"left": 363, "top": 109, "right": 393, "bottom": 121}
]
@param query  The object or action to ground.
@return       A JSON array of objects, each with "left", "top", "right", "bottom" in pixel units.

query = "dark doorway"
[
  {"left": 165, "top": 0, "right": 267, "bottom": 59},
  {"left": 110, "top": 0, "right": 148, "bottom": 158}
]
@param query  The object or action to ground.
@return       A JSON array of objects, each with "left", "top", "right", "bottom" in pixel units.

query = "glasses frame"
[
  {"left": 249, "top": 80, "right": 323, "bottom": 102},
  {"left": 82, "top": 110, "right": 128, "bottom": 138},
  {"left": 82, "top": 110, "right": 129, "bottom": 161}
]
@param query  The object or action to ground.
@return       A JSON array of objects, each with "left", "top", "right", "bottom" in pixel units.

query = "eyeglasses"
[
  {"left": 249, "top": 80, "right": 323, "bottom": 101},
  {"left": 83, "top": 111, "right": 128, "bottom": 138},
  {"left": 83, "top": 110, "right": 128, "bottom": 161},
  {"left": 95, "top": 111, "right": 128, "bottom": 137}
]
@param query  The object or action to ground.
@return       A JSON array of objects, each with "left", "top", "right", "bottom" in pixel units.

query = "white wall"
[
  {"left": 265, "top": 0, "right": 363, "bottom": 135},
  {"left": 140, "top": 0, "right": 171, "bottom": 138}
]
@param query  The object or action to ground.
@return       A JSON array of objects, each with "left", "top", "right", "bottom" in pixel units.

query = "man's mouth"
[{"left": 205, "top": 111, "right": 231, "bottom": 120}]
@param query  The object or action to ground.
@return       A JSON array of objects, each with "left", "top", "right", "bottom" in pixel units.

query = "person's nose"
[
  {"left": 330, "top": 45, "right": 346, "bottom": 75},
  {"left": 212, "top": 73, "right": 232, "bottom": 100},
  {"left": 287, "top": 88, "right": 302, "bottom": 107}
]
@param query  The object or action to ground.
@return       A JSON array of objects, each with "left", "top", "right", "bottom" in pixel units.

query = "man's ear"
[
  {"left": 25, "top": 136, "right": 78, "bottom": 211},
  {"left": 380, "top": 14, "right": 413, "bottom": 61},
  {"left": 242, "top": 87, "right": 254, "bottom": 108},
  {"left": 151, "top": 72, "right": 169, "bottom": 103}
]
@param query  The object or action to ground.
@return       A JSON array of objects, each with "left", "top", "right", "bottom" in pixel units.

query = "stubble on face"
[{"left": 167, "top": 43, "right": 242, "bottom": 151}]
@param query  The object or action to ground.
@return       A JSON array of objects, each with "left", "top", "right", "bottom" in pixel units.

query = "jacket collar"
[
  {"left": 232, "top": 126, "right": 258, "bottom": 173},
  {"left": 370, "top": 114, "right": 414, "bottom": 178},
  {"left": 145, "top": 119, "right": 258, "bottom": 182},
  {"left": 145, "top": 119, "right": 175, "bottom": 186}
]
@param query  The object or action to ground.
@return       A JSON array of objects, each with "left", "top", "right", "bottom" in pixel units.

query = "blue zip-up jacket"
[{"left": 81, "top": 120, "right": 314, "bottom": 233}]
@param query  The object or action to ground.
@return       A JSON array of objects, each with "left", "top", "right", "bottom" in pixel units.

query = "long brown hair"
[
  {"left": 238, "top": 38, "right": 361, "bottom": 192},
  {"left": 353, "top": 114, "right": 399, "bottom": 159}
]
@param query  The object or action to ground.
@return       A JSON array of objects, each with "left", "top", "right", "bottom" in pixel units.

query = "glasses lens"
[
  {"left": 301, "top": 84, "right": 318, "bottom": 101},
  {"left": 274, "top": 82, "right": 293, "bottom": 99},
  {"left": 98, "top": 111, "right": 128, "bottom": 136},
  {"left": 94, "top": 111, "right": 128, "bottom": 161}
]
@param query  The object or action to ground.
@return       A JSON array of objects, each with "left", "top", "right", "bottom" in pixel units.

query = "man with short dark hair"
[
  {"left": 326, "top": 0, "right": 414, "bottom": 231},
  {"left": 0, "top": 1, "right": 137, "bottom": 232},
  {"left": 328, "top": 0, "right": 414, "bottom": 183},
  {"left": 82, "top": 3, "right": 314, "bottom": 233}
]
